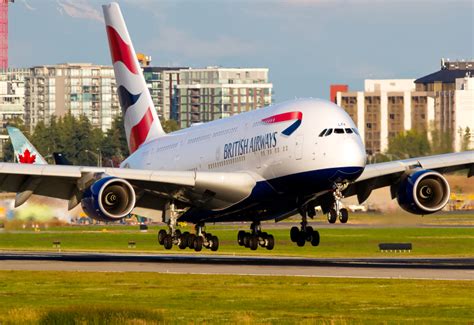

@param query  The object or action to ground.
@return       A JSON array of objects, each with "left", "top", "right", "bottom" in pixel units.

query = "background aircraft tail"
[
  {"left": 7, "top": 126, "right": 47, "bottom": 165},
  {"left": 102, "top": 2, "right": 165, "bottom": 155}
]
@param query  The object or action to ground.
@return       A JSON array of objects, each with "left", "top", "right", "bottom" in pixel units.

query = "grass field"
[
  {"left": 0, "top": 271, "right": 472, "bottom": 324},
  {"left": 0, "top": 219, "right": 473, "bottom": 258}
]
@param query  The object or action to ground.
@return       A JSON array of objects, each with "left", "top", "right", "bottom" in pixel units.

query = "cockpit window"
[
  {"left": 318, "top": 129, "right": 327, "bottom": 137},
  {"left": 334, "top": 128, "right": 344, "bottom": 134},
  {"left": 345, "top": 128, "right": 353, "bottom": 134},
  {"left": 324, "top": 129, "right": 333, "bottom": 136},
  {"left": 351, "top": 128, "right": 360, "bottom": 135}
]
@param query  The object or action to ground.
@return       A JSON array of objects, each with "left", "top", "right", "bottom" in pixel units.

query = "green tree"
[
  {"left": 459, "top": 127, "right": 471, "bottom": 151},
  {"left": 161, "top": 118, "right": 180, "bottom": 133},
  {"left": 101, "top": 114, "right": 128, "bottom": 166},
  {"left": 387, "top": 129, "right": 431, "bottom": 158}
]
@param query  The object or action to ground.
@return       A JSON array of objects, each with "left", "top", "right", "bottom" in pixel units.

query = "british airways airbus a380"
[{"left": 2, "top": 3, "right": 473, "bottom": 252}]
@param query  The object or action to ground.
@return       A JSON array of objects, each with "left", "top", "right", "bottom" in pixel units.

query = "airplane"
[
  {"left": 7, "top": 126, "right": 71, "bottom": 166},
  {"left": 1, "top": 2, "right": 472, "bottom": 252}
]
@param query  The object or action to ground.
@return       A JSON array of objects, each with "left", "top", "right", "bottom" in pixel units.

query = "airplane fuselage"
[{"left": 121, "top": 98, "right": 366, "bottom": 222}]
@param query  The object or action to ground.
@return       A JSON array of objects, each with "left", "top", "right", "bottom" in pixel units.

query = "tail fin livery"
[
  {"left": 102, "top": 2, "right": 165, "bottom": 154},
  {"left": 7, "top": 126, "right": 47, "bottom": 165}
]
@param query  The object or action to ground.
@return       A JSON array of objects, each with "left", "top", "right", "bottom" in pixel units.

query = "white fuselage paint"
[{"left": 121, "top": 99, "right": 367, "bottom": 185}]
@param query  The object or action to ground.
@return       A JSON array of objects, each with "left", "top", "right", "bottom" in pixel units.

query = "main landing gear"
[
  {"left": 237, "top": 221, "right": 275, "bottom": 251},
  {"left": 158, "top": 224, "right": 220, "bottom": 252},
  {"left": 327, "top": 185, "right": 349, "bottom": 224},
  {"left": 157, "top": 202, "right": 220, "bottom": 252},
  {"left": 290, "top": 208, "right": 320, "bottom": 247}
]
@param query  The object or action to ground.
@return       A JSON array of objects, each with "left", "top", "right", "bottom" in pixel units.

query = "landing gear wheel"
[
  {"left": 290, "top": 226, "right": 299, "bottom": 242},
  {"left": 339, "top": 208, "right": 349, "bottom": 223},
  {"left": 296, "top": 232, "right": 306, "bottom": 247},
  {"left": 249, "top": 235, "right": 258, "bottom": 250},
  {"left": 179, "top": 233, "right": 188, "bottom": 249},
  {"left": 266, "top": 234, "right": 275, "bottom": 250},
  {"left": 311, "top": 230, "right": 320, "bottom": 246},
  {"left": 188, "top": 234, "right": 196, "bottom": 249},
  {"left": 163, "top": 234, "right": 173, "bottom": 250},
  {"left": 327, "top": 209, "right": 337, "bottom": 224},
  {"left": 237, "top": 230, "right": 246, "bottom": 246},
  {"left": 193, "top": 236, "right": 203, "bottom": 252},
  {"left": 158, "top": 229, "right": 167, "bottom": 245},
  {"left": 243, "top": 234, "right": 251, "bottom": 248},
  {"left": 210, "top": 236, "right": 219, "bottom": 252}
]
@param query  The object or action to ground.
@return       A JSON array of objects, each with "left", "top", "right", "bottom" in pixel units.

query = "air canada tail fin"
[
  {"left": 7, "top": 126, "right": 47, "bottom": 165},
  {"left": 102, "top": 2, "right": 165, "bottom": 155}
]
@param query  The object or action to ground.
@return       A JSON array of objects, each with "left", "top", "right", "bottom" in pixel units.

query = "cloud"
[
  {"left": 56, "top": 0, "right": 103, "bottom": 23},
  {"left": 20, "top": 0, "right": 36, "bottom": 11},
  {"left": 151, "top": 26, "right": 259, "bottom": 60}
]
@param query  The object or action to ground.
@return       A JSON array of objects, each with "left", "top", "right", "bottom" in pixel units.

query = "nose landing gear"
[{"left": 327, "top": 184, "right": 349, "bottom": 224}]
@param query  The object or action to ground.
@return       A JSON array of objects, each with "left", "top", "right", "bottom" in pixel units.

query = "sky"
[{"left": 9, "top": 0, "right": 474, "bottom": 102}]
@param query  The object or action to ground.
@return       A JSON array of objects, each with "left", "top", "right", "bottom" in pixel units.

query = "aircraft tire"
[
  {"left": 266, "top": 234, "right": 275, "bottom": 250},
  {"left": 163, "top": 235, "right": 173, "bottom": 250},
  {"left": 188, "top": 234, "right": 196, "bottom": 249},
  {"left": 237, "top": 230, "right": 246, "bottom": 246},
  {"left": 339, "top": 208, "right": 349, "bottom": 223},
  {"left": 194, "top": 236, "right": 203, "bottom": 252},
  {"left": 158, "top": 229, "right": 167, "bottom": 245},
  {"left": 311, "top": 230, "right": 320, "bottom": 246},
  {"left": 290, "top": 226, "right": 299, "bottom": 242},
  {"left": 243, "top": 233, "right": 251, "bottom": 247},
  {"left": 179, "top": 233, "right": 188, "bottom": 249},
  {"left": 249, "top": 235, "right": 258, "bottom": 250},
  {"left": 327, "top": 209, "right": 337, "bottom": 224},
  {"left": 296, "top": 232, "right": 306, "bottom": 247},
  {"left": 210, "top": 236, "right": 219, "bottom": 251}
]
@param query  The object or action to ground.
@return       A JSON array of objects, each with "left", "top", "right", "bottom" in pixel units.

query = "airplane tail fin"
[
  {"left": 102, "top": 2, "right": 165, "bottom": 155},
  {"left": 7, "top": 126, "right": 47, "bottom": 165}
]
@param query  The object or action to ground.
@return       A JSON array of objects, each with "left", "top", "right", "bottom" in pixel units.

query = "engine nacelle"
[
  {"left": 81, "top": 177, "right": 136, "bottom": 222},
  {"left": 397, "top": 169, "right": 450, "bottom": 215}
]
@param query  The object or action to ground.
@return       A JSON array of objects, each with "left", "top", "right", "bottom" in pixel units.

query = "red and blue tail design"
[
  {"left": 262, "top": 111, "right": 303, "bottom": 136},
  {"left": 102, "top": 3, "right": 165, "bottom": 154}
]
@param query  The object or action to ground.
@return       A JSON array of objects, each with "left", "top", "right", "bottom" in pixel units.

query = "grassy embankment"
[
  {"left": 0, "top": 271, "right": 472, "bottom": 324},
  {"left": 0, "top": 213, "right": 473, "bottom": 258}
]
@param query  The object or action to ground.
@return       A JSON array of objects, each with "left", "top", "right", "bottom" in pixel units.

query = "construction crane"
[{"left": 0, "top": 0, "right": 14, "bottom": 70}]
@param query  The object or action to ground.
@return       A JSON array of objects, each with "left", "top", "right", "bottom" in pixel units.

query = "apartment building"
[
  {"left": 176, "top": 67, "right": 272, "bottom": 128},
  {"left": 24, "top": 63, "right": 119, "bottom": 132},
  {"left": 335, "top": 60, "right": 473, "bottom": 154}
]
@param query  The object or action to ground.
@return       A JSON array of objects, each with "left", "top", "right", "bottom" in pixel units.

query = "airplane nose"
[{"left": 343, "top": 137, "right": 366, "bottom": 168}]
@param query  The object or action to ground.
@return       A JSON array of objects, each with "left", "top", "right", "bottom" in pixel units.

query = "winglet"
[{"left": 7, "top": 126, "right": 47, "bottom": 165}]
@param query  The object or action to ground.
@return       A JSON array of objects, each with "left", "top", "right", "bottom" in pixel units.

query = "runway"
[{"left": 0, "top": 251, "right": 473, "bottom": 280}]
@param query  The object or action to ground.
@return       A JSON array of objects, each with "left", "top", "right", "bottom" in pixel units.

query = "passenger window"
[
  {"left": 325, "top": 129, "right": 333, "bottom": 136},
  {"left": 345, "top": 128, "right": 353, "bottom": 134},
  {"left": 318, "top": 129, "right": 327, "bottom": 137},
  {"left": 334, "top": 128, "right": 344, "bottom": 134}
]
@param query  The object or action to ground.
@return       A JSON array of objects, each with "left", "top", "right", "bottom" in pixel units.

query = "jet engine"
[
  {"left": 81, "top": 176, "right": 136, "bottom": 222},
  {"left": 397, "top": 169, "right": 450, "bottom": 215}
]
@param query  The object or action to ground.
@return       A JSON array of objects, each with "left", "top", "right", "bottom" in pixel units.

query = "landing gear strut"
[
  {"left": 290, "top": 208, "right": 320, "bottom": 247},
  {"left": 237, "top": 221, "right": 274, "bottom": 250},
  {"left": 327, "top": 184, "right": 349, "bottom": 224},
  {"left": 157, "top": 203, "right": 220, "bottom": 252}
]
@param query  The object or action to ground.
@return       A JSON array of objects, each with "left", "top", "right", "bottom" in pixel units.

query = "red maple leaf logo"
[{"left": 18, "top": 149, "right": 36, "bottom": 164}]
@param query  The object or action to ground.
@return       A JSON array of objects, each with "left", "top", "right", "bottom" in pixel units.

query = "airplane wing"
[
  {"left": 0, "top": 163, "right": 257, "bottom": 215},
  {"left": 343, "top": 151, "right": 474, "bottom": 203}
]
